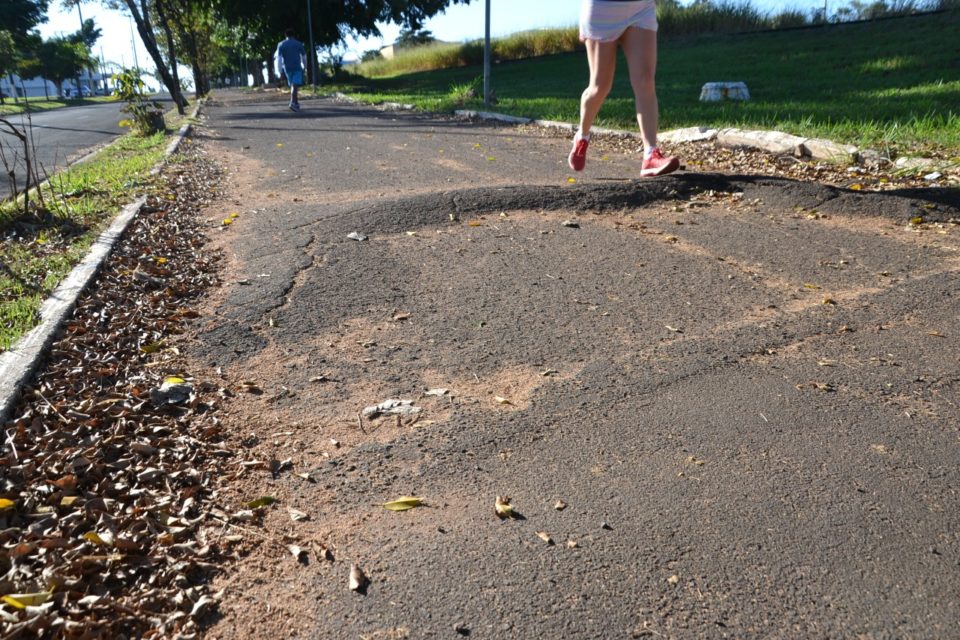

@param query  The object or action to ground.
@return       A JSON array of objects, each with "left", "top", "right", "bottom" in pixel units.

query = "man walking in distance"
[{"left": 275, "top": 28, "right": 307, "bottom": 112}]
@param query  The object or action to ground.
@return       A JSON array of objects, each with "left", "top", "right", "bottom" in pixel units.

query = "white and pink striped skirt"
[{"left": 579, "top": 0, "right": 658, "bottom": 41}]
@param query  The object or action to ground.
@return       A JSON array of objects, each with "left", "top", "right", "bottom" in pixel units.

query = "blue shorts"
[{"left": 285, "top": 69, "right": 304, "bottom": 87}]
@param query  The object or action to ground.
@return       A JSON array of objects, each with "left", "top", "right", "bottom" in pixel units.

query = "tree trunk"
[
  {"left": 124, "top": 0, "right": 188, "bottom": 111},
  {"left": 7, "top": 74, "right": 19, "bottom": 104},
  {"left": 155, "top": 0, "right": 185, "bottom": 114}
]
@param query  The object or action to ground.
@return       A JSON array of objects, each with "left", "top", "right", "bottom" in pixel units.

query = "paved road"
[
  {"left": 193, "top": 92, "right": 959, "bottom": 638},
  {"left": 0, "top": 101, "right": 126, "bottom": 197}
]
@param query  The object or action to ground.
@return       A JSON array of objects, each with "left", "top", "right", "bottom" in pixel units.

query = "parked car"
[{"left": 63, "top": 87, "right": 93, "bottom": 99}]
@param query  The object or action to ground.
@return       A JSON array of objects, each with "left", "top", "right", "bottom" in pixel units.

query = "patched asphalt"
[{"left": 193, "top": 92, "right": 959, "bottom": 638}]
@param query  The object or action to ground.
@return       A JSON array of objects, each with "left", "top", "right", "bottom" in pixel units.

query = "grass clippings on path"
[{"left": 0, "top": 138, "right": 230, "bottom": 638}]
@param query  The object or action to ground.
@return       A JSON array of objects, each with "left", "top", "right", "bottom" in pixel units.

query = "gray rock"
[
  {"left": 716, "top": 128, "right": 806, "bottom": 155},
  {"left": 800, "top": 138, "right": 859, "bottom": 163},
  {"left": 659, "top": 126, "right": 719, "bottom": 144}
]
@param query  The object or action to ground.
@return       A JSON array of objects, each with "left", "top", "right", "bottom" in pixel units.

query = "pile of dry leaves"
[{"left": 1, "top": 139, "right": 227, "bottom": 639}]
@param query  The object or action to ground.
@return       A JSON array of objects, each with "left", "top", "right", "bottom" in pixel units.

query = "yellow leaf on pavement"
[{"left": 383, "top": 496, "right": 423, "bottom": 511}]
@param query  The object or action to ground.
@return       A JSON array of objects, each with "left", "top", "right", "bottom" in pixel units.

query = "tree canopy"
[{"left": 9, "top": 0, "right": 473, "bottom": 107}]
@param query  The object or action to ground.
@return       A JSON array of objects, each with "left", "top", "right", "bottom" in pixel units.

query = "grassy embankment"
[
  {"left": 332, "top": 10, "right": 960, "bottom": 158},
  {"left": 0, "top": 112, "right": 186, "bottom": 350}
]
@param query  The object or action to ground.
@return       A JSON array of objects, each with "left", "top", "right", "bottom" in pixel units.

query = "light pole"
[
  {"left": 129, "top": 17, "right": 139, "bottom": 72},
  {"left": 74, "top": 2, "right": 92, "bottom": 94},
  {"left": 306, "top": 0, "right": 318, "bottom": 88},
  {"left": 483, "top": 0, "right": 491, "bottom": 106}
]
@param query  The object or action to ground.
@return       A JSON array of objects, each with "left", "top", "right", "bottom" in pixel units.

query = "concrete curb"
[
  {"left": 0, "top": 102, "right": 202, "bottom": 424},
  {"left": 455, "top": 109, "right": 865, "bottom": 163},
  {"left": 332, "top": 91, "right": 949, "bottom": 172}
]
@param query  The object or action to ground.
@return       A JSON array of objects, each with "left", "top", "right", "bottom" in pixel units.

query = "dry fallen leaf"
[
  {"left": 0, "top": 498, "right": 14, "bottom": 512},
  {"left": 288, "top": 508, "right": 310, "bottom": 522},
  {"left": 288, "top": 545, "right": 305, "bottom": 561},
  {"left": 313, "top": 543, "right": 334, "bottom": 562},
  {"left": 240, "top": 381, "right": 262, "bottom": 394},
  {"left": 2, "top": 590, "right": 53, "bottom": 609},
  {"left": 536, "top": 531, "right": 554, "bottom": 545},
  {"left": 383, "top": 496, "right": 423, "bottom": 511},
  {"left": 495, "top": 495, "right": 514, "bottom": 519},
  {"left": 349, "top": 564, "right": 368, "bottom": 592}
]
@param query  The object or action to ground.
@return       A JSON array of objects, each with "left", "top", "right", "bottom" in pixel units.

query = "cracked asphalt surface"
[{"left": 191, "top": 91, "right": 959, "bottom": 638}]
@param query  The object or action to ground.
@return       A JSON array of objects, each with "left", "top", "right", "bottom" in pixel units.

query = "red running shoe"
[
  {"left": 568, "top": 134, "right": 589, "bottom": 172},
  {"left": 640, "top": 148, "right": 680, "bottom": 177}
]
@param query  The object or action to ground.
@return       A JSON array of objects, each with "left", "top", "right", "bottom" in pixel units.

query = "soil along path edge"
[{"left": 0, "top": 103, "right": 202, "bottom": 423}]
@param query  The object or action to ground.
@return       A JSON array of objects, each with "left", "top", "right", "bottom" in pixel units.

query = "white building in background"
[{"left": 2, "top": 72, "right": 110, "bottom": 99}]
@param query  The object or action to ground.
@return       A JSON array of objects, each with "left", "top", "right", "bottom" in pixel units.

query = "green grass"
[
  {"left": 329, "top": 10, "right": 960, "bottom": 158},
  {"left": 0, "top": 95, "right": 118, "bottom": 116},
  {"left": 0, "top": 113, "right": 181, "bottom": 350}
]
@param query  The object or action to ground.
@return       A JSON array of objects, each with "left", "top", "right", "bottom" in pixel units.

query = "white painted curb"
[{"left": 0, "top": 102, "right": 202, "bottom": 423}]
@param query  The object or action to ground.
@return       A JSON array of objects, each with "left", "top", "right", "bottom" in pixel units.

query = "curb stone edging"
[
  {"left": 331, "top": 91, "right": 948, "bottom": 171},
  {"left": 0, "top": 101, "right": 203, "bottom": 424}
]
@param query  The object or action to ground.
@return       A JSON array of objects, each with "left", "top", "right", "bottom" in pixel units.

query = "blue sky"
[{"left": 40, "top": 0, "right": 830, "bottom": 73}]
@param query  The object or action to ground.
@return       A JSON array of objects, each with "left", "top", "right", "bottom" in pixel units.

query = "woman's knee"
[
  {"left": 629, "top": 71, "right": 655, "bottom": 96},
  {"left": 584, "top": 79, "right": 613, "bottom": 102}
]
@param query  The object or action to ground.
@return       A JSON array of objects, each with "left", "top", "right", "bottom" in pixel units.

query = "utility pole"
[{"left": 483, "top": 0, "right": 491, "bottom": 106}]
